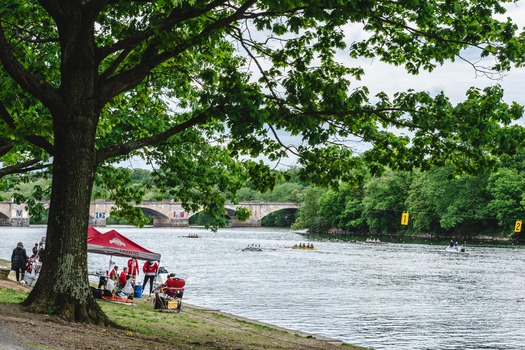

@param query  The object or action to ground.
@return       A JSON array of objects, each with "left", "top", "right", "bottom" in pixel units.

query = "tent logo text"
[{"left": 109, "top": 238, "right": 126, "bottom": 247}]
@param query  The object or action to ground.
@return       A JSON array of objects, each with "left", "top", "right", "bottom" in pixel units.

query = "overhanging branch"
[
  {"left": 99, "top": 0, "right": 257, "bottom": 103},
  {"left": 97, "top": 0, "right": 228, "bottom": 61},
  {"left": 0, "top": 23, "right": 60, "bottom": 109},
  {"left": 0, "top": 102, "right": 54, "bottom": 154},
  {"left": 96, "top": 111, "right": 210, "bottom": 164},
  {"left": 0, "top": 159, "right": 50, "bottom": 178}
]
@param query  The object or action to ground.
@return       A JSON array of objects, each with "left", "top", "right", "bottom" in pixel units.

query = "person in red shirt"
[
  {"left": 119, "top": 267, "right": 128, "bottom": 288},
  {"left": 127, "top": 258, "right": 139, "bottom": 279},
  {"left": 105, "top": 265, "right": 119, "bottom": 292},
  {"left": 142, "top": 260, "right": 159, "bottom": 294},
  {"left": 163, "top": 273, "right": 185, "bottom": 298},
  {"left": 109, "top": 265, "right": 119, "bottom": 282}
]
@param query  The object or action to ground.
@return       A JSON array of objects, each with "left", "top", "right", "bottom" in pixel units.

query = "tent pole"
[
  {"left": 152, "top": 260, "right": 160, "bottom": 294},
  {"left": 107, "top": 255, "right": 113, "bottom": 274}
]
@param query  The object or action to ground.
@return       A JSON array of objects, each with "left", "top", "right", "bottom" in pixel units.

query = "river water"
[{"left": 1, "top": 226, "right": 525, "bottom": 350}]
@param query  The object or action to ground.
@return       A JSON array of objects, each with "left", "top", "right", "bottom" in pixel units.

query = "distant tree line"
[
  {"left": 3, "top": 157, "right": 525, "bottom": 239},
  {"left": 293, "top": 152, "right": 525, "bottom": 241}
]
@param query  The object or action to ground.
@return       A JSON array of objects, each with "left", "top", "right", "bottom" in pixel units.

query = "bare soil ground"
[{"left": 0, "top": 277, "right": 362, "bottom": 350}]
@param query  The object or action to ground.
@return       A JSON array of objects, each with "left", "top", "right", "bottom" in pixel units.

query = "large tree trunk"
[
  {"left": 21, "top": 6, "right": 111, "bottom": 323},
  {"left": 22, "top": 111, "right": 110, "bottom": 324}
]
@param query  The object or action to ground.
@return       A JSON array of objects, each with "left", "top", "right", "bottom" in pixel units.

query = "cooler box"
[
  {"left": 167, "top": 300, "right": 179, "bottom": 309},
  {"left": 23, "top": 274, "right": 35, "bottom": 285},
  {"left": 134, "top": 285, "right": 143, "bottom": 298}
]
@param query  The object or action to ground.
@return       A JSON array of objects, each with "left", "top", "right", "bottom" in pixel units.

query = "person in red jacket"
[
  {"left": 142, "top": 260, "right": 159, "bottom": 294},
  {"left": 119, "top": 267, "right": 128, "bottom": 288},
  {"left": 127, "top": 258, "right": 139, "bottom": 279}
]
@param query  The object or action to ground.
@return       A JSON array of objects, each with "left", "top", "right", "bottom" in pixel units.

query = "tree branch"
[
  {"left": 301, "top": 107, "right": 420, "bottom": 129},
  {"left": 0, "top": 102, "right": 54, "bottom": 154},
  {"left": 96, "top": 0, "right": 228, "bottom": 67},
  {"left": 96, "top": 0, "right": 226, "bottom": 78},
  {"left": 0, "top": 140, "right": 16, "bottom": 157},
  {"left": 370, "top": 13, "right": 507, "bottom": 78},
  {"left": 25, "top": 136, "right": 54, "bottom": 155},
  {"left": 229, "top": 26, "right": 303, "bottom": 158},
  {"left": 0, "top": 159, "right": 50, "bottom": 178},
  {"left": 99, "top": 46, "right": 133, "bottom": 80},
  {"left": 96, "top": 111, "right": 210, "bottom": 164},
  {"left": 0, "top": 101, "right": 15, "bottom": 128},
  {"left": 0, "top": 23, "right": 60, "bottom": 109},
  {"left": 0, "top": 18, "right": 59, "bottom": 44}
]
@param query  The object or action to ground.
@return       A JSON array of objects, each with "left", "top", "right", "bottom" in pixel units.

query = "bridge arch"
[
  {"left": 0, "top": 211, "right": 10, "bottom": 225},
  {"left": 134, "top": 205, "right": 175, "bottom": 227},
  {"left": 259, "top": 208, "right": 298, "bottom": 227},
  {"left": 225, "top": 202, "right": 298, "bottom": 227}
]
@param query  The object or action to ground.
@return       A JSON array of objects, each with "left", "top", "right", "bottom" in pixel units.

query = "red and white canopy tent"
[
  {"left": 87, "top": 228, "right": 161, "bottom": 298},
  {"left": 88, "top": 226, "right": 102, "bottom": 240},
  {"left": 87, "top": 227, "right": 162, "bottom": 292},
  {"left": 87, "top": 228, "right": 161, "bottom": 262}
]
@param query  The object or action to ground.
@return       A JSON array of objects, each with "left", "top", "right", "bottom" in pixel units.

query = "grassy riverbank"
[{"left": 0, "top": 259, "right": 367, "bottom": 350}]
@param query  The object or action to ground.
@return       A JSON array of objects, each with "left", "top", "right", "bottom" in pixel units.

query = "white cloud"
[
  {"left": 336, "top": 0, "right": 525, "bottom": 105},
  {"left": 355, "top": 58, "right": 525, "bottom": 105}
]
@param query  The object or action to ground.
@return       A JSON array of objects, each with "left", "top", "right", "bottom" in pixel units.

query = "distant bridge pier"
[
  {"left": 0, "top": 202, "right": 30, "bottom": 226},
  {"left": 91, "top": 218, "right": 107, "bottom": 227},
  {"left": 152, "top": 217, "right": 189, "bottom": 227},
  {"left": 7, "top": 217, "right": 30, "bottom": 226},
  {"left": 229, "top": 216, "right": 261, "bottom": 227}
]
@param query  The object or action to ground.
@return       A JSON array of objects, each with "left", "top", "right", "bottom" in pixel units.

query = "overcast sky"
[
  {"left": 355, "top": 1, "right": 525, "bottom": 105},
  {"left": 355, "top": 47, "right": 525, "bottom": 107}
]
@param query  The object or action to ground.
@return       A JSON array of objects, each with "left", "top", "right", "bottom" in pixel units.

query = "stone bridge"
[
  {"left": 0, "top": 200, "right": 298, "bottom": 227},
  {"left": 90, "top": 200, "right": 298, "bottom": 227}
]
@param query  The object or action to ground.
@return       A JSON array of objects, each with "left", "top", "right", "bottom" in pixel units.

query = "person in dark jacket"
[
  {"left": 32, "top": 243, "right": 38, "bottom": 256},
  {"left": 37, "top": 242, "right": 45, "bottom": 263},
  {"left": 11, "top": 242, "right": 29, "bottom": 282}
]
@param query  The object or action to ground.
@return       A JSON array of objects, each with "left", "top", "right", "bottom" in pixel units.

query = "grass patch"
[{"left": 0, "top": 288, "right": 29, "bottom": 303}]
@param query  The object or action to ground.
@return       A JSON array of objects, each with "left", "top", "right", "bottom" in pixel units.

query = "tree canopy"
[{"left": 0, "top": 0, "right": 524, "bottom": 324}]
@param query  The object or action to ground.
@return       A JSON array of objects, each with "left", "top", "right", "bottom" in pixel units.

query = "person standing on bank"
[
  {"left": 37, "top": 242, "right": 45, "bottom": 263},
  {"left": 127, "top": 258, "right": 139, "bottom": 280},
  {"left": 142, "top": 260, "right": 158, "bottom": 295},
  {"left": 32, "top": 243, "right": 38, "bottom": 256},
  {"left": 11, "top": 242, "right": 29, "bottom": 282}
]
